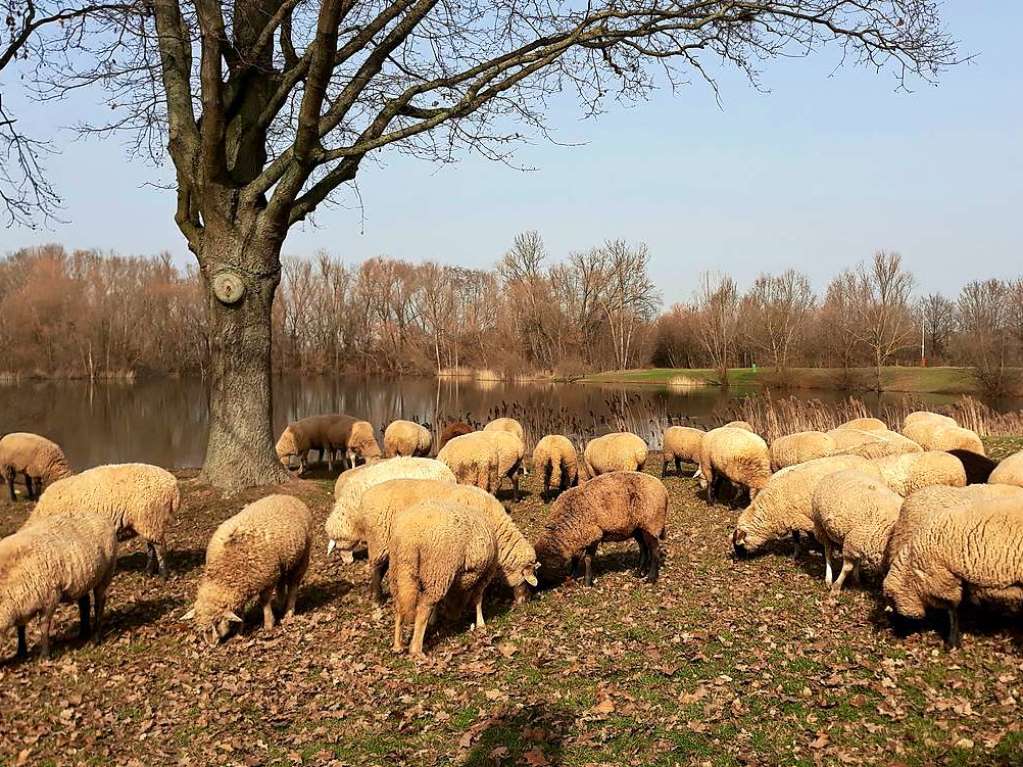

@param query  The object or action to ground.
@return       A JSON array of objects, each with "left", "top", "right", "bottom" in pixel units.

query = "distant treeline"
[{"left": 2, "top": 239, "right": 1021, "bottom": 394}]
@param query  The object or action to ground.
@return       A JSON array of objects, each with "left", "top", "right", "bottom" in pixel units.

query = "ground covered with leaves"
[{"left": 3, "top": 442, "right": 1023, "bottom": 766}]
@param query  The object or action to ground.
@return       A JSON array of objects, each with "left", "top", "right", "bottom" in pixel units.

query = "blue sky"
[{"left": 1, "top": 3, "right": 1020, "bottom": 306}]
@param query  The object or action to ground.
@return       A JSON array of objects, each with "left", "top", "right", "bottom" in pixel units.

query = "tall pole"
[{"left": 920, "top": 306, "right": 926, "bottom": 366}]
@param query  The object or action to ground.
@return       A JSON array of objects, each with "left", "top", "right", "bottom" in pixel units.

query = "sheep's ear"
[
  {"left": 225, "top": 611, "right": 243, "bottom": 623},
  {"left": 181, "top": 608, "right": 196, "bottom": 621}
]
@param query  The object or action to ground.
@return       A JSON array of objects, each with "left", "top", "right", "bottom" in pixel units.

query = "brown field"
[{"left": 2, "top": 442, "right": 1023, "bottom": 766}]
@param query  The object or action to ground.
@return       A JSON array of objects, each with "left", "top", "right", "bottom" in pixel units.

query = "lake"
[{"left": 0, "top": 377, "right": 1011, "bottom": 470}]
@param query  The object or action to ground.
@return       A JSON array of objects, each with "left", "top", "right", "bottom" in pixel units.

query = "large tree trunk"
[{"left": 198, "top": 232, "right": 291, "bottom": 490}]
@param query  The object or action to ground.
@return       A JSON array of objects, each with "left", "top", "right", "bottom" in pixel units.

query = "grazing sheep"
[
  {"left": 1, "top": 513, "right": 118, "bottom": 659},
  {"left": 872, "top": 451, "right": 967, "bottom": 497},
  {"left": 811, "top": 470, "right": 902, "bottom": 592},
  {"left": 347, "top": 420, "right": 383, "bottom": 465},
  {"left": 883, "top": 484, "right": 1023, "bottom": 573},
  {"left": 661, "top": 426, "right": 704, "bottom": 477},
  {"left": 483, "top": 417, "right": 526, "bottom": 445},
  {"left": 438, "top": 421, "right": 474, "bottom": 450},
  {"left": 532, "top": 435, "right": 580, "bottom": 500},
  {"left": 534, "top": 471, "right": 668, "bottom": 586},
  {"left": 732, "top": 454, "right": 882, "bottom": 558},
  {"left": 903, "top": 411, "right": 956, "bottom": 431},
  {"left": 883, "top": 496, "right": 1023, "bottom": 649},
  {"left": 835, "top": 417, "right": 888, "bottom": 433},
  {"left": 389, "top": 501, "right": 499, "bottom": 657},
  {"left": 383, "top": 420, "right": 432, "bottom": 458},
  {"left": 437, "top": 432, "right": 501, "bottom": 494},
  {"left": 828, "top": 428, "right": 922, "bottom": 460},
  {"left": 946, "top": 449, "right": 997, "bottom": 484},
  {"left": 489, "top": 430, "right": 527, "bottom": 501},
  {"left": 990, "top": 450, "right": 1023, "bottom": 489},
  {"left": 183, "top": 495, "right": 312, "bottom": 644},
  {"left": 29, "top": 463, "right": 179, "bottom": 578},
  {"left": 769, "top": 431, "right": 834, "bottom": 472},
  {"left": 351, "top": 479, "right": 537, "bottom": 603},
  {"left": 275, "top": 414, "right": 357, "bottom": 472},
  {"left": 583, "top": 432, "right": 648, "bottom": 478},
  {"left": 698, "top": 427, "right": 771, "bottom": 504},
  {"left": 0, "top": 432, "right": 73, "bottom": 501},
  {"left": 326, "top": 457, "right": 456, "bottom": 559}
]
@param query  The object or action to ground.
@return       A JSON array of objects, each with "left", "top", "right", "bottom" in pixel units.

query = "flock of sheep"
[{"left": 2, "top": 406, "right": 1023, "bottom": 661}]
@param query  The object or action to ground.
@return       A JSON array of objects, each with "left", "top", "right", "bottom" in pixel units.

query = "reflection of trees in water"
[{"left": 4, "top": 378, "right": 1016, "bottom": 470}]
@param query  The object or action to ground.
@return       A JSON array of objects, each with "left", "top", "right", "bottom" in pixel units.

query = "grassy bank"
[
  {"left": 3, "top": 447, "right": 1023, "bottom": 766},
  {"left": 582, "top": 366, "right": 996, "bottom": 395}
]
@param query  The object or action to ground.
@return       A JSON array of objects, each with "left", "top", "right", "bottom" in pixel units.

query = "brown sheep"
[
  {"left": 534, "top": 471, "right": 668, "bottom": 586},
  {"left": 438, "top": 421, "right": 474, "bottom": 451},
  {"left": 275, "top": 414, "right": 358, "bottom": 473}
]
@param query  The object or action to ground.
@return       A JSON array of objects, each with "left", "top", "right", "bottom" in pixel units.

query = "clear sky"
[{"left": 1, "top": 3, "right": 1020, "bottom": 306}]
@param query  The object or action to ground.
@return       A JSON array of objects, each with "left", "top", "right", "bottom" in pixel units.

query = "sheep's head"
[
  {"left": 182, "top": 586, "right": 243, "bottom": 646},
  {"left": 731, "top": 505, "right": 771, "bottom": 557},
  {"left": 275, "top": 428, "right": 299, "bottom": 467},
  {"left": 882, "top": 553, "right": 927, "bottom": 620},
  {"left": 533, "top": 536, "right": 568, "bottom": 584},
  {"left": 324, "top": 505, "right": 360, "bottom": 564}
]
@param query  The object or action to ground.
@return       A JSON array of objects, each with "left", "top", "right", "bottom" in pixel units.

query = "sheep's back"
[{"left": 207, "top": 495, "right": 312, "bottom": 584}]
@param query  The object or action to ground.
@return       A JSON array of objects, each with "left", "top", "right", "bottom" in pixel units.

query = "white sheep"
[
  {"left": 383, "top": 420, "right": 432, "bottom": 458},
  {"left": 871, "top": 451, "right": 967, "bottom": 497},
  {"left": 29, "top": 463, "right": 180, "bottom": 578},
  {"left": 989, "top": 450, "right": 1023, "bottom": 489},
  {"left": 1, "top": 513, "right": 118, "bottom": 659},
  {"left": 0, "top": 432, "right": 73, "bottom": 501},
  {"left": 583, "top": 432, "right": 648, "bottom": 477},
  {"left": 183, "top": 494, "right": 312, "bottom": 644},
  {"left": 698, "top": 426, "right": 771, "bottom": 504},
  {"left": 768, "top": 431, "right": 834, "bottom": 472},
  {"left": 661, "top": 426, "right": 704, "bottom": 477}
]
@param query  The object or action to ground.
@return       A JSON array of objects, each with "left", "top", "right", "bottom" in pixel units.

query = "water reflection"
[{"left": 0, "top": 377, "right": 1015, "bottom": 470}]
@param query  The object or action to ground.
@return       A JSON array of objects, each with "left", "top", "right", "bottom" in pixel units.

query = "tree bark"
[{"left": 198, "top": 233, "right": 291, "bottom": 489}]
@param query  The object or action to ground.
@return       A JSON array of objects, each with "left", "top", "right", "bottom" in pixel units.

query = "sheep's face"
[
  {"left": 325, "top": 512, "right": 360, "bottom": 564},
  {"left": 275, "top": 429, "right": 298, "bottom": 466},
  {"left": 882, "top": 557, "right": 927, "bottom": 620},
  {"left": 731, "top": 516, "right": 769, "bottom": 557},
  {"left": 182, "top": 602, "right": 243, "bottom": 646}
]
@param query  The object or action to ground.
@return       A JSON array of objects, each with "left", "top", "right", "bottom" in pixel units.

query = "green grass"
[{"left": 581, "top": 365, "right": 997, "bottom": 394}]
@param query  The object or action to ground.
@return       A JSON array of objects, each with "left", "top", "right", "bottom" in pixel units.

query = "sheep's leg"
[
  {"left": 392, "top": 609, "right": 405, "bottom": 653},
  {"left": 945, "top": 607, "right": 961, "bottom": 650},
  {"left": 643, "top": 532, "right": 661, "bottom": 584},
  {"left": 39, "top": 606, "right": 55, "bottom": 660},
  {"left": 583, "top": 543, "right": 598, "bottom": 587},
  {"left": 512, "top": 472, "right": 520, "bottom": 503},
  {"left": 284, "top": 550, "right": 310, "bottom": 620},
  {"left": 5, "top": 470, "right": 15, "bottom": 501},
  {"left": 24, "top": 474, "right": 35, "bottom": 501},
  {"left": 326, "top": 446, "right": 334, "bottom": 473},
  {"left": 370, "top": 561, "right": 388, "bottom": 605},
  {"left": 261, "top": 587, "right": 276, "bottom": 631},
  {"left": 144, "top": 542, "right": 157, "bottom": 575},
  {"left": 568, "top": 556, "right": 581, "bottom": 579},
  {"left": 823, "top": 541, "right": 834, "bottom": 586},
  {"left": 471, "top": 588, "right": 487, "bottom": 630},
  {"left": 78, "top": 595, "right": 91, "bottom": 639},
  {"left": 410, "top": 602, "right": 433, "bottom": 657},
  {"left": 675, "top": 457, "right": 683, "bottom": 476},
  {"left": 542, "top": 471, "right": 550, "bottom": 502},
  {"left": 92, "top": 583, "right": 109, "bottom": 645},
  {"left": 16, "top": 625, "right": 28, "bottom": 658},
  {"left": 791, "top": 532, "right": 802, "bottom": 560},
  {"left": 153, "top": 540, "right": 168, "bottom": 580},
  {"left": 706, "top": 471, "right": 716, "bottom": 504},
  {"left": 831, "top": 559, "right": 854, "bottom": 593},
  {"left": 633, "top": 532, "right": 649, "bottom": 576},
  {"left": 661, "top": 456, "right": 669, "bottom": 477}
]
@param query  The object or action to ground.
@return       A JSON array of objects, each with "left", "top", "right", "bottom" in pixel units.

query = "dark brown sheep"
[
  {"left": 534, "top": 471, "right": 668, "bottom": 586},
  {"left": 438, "top": 421, "right": 474, "bottom": 451}
]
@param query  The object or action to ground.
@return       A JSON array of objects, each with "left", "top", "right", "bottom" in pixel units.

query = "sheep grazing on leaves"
[
  {"left": 0, "top": 432, "right": 73, "bottom": 501},
  {"left": 389, "top": 501, "right": 499, "bottom": 657},
  {"left": 275, "top": 414, "right": 358, "bottom": 473},
  {"left": 1, "top": 513, "right": 118, "bottom": 659},
  {"left": 661, "top": 426, "right": 704, "bottom": 477},
  {"left": 349, "top": 479, "right": 537, "bottom": 604},
  {"left": 810, "top": 470, "right": 902, "bottom": 592},
  {"left": 732, "top": 454, "right": 882, "bottom": 559},
  {"left": 883, "top": 495, "right": 1023, "bottom": 649},
  {"left": 383, "top": 420, "right": 432, "bottom": 458},
  {"left": 768, "top": 431, "right": 833, "bottom": 472},
  {"left": 326, "top": 457, "right": 455, "bottom": 560},
  {"left": 532, "top": 435, "right": 580, "bottom": 500},
  {"left": 483, "top": 417, "right": 526, "bottom": 446},
  {"left": 184, "top": 495, "right": 312, "bottom": 644},
  {"left": 698, "top": 427, "right": 771, "bottom": 505},
  {"left": 534, "top": 471, "right": 668, "bottom": 587},
  {"left": 436, "top": 432, "right": 522, "bottom": 497},
  {"left": 28, "top": 463, "right": 180, "bottom": 578},
  {"left": 583, "top": 432, "right": 648, "bottom": 478}
]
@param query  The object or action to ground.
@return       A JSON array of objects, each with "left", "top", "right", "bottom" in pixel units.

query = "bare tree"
[
  {"left": 955, "top": 279, "right": 1017, "bottom": 397},
  {"left": 590, "top": 240, "right": 658, "bottom": 371},
  {"left": 848, "top": 251, "right": 915, "bottom": 393},
  {"left": 9, "top": 1, "right": 957, "bottom": 486},
  {"left": 743, "top": 269, "right": 814, "bottom": 373},
  {"left": 693, "top": 271, "right": 740, "bottom": 383},
  {"left": 917, "top": 292, "right": 956, "bottom": 364}
]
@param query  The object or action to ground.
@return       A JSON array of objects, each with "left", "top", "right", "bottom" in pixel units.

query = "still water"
[{"left": 0, "top": 377, "right": 998, "bottom": 470}]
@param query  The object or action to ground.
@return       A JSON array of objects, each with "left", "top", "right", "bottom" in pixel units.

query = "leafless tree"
[
  {"left": 955, "top": 279, "right": 1018, "bottom": 397},
  {"left": 917, "top": 292, "right": 956, "bottom": 364},
  {"left": 9, "top": 1, "right": 958, "bottom": 486},
  {"left": 693, "top": 271, "right": 740, "bottom": 382},
  {"left": 590, "top": 240, "right": 659, "bottom": 371},
  {"left": 847, "top": 251, "right": 916, "bottom": 392},
  {"left": 743, "top": 269, "right": 814, "bottom": 373}
]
